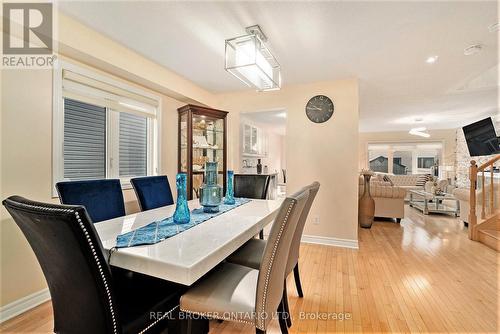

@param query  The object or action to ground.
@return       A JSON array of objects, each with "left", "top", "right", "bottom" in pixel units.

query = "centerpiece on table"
[
  {"left": 173, "top": 173, "right": 190, "bottom": 224},
  {"left": 199, "top": 161, "right": 223, "bottom": 212}
]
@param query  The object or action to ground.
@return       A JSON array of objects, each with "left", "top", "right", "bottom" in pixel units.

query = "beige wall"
[
  {"left": 266, "top": 132, "right": 285, "bottom": 178},
  {"left": 217, "top": 79, "right": 360, "bottom": 241},
  {"left": 359, "top": 129, "right": 457, "bottom": 173},
  {"left": 1, "top": 70, "right": 54, "bottom": 306}
]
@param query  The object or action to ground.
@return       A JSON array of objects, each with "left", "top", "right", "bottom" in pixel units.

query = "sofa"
[
  {"left": 359, "top": 177, "right": 406, "bottom": 222},
  {"left": 373, "top": 173, "right": 432, "bottom": 200}
]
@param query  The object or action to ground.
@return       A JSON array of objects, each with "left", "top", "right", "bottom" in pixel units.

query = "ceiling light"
[
  {"left": 464, "top": 44, "right": 483, "bottom": 56},
  {"left": 414, "top": 117, "right": 424, "bottom": 123},
  {"left": 225, "top": 25, "right": 281, "bottom": 91},
  {"left": 276, "top": 112, "right": 286, "bottom": 118},
  {"left": 426, "top": 55, "right": 438, "bottom": 64},
  {"left": 488, "top": 22, "right": 499, "bottom": 33},
  {"left": 409, "top": 127, "right": 431, "bottom": 138}
]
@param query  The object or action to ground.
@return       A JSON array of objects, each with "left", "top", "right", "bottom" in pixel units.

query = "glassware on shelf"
[
  {"left": 199, "top": 162, "right": 223, "bottom": 212},
  {"left": 178, "top": 105, "right": 228, "bottom": 200},
  {"left": 173, "top": 173, "right": 190, "bottom": 224},
  {"left": 224, "top": 170, "right": 235, "bottom": 205}
]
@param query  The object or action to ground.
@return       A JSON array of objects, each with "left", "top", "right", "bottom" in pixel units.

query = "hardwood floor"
[{"left": 1, "top": 205, "right": 498, "bottom": 333}]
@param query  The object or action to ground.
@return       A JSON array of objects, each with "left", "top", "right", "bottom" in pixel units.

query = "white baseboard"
[
  {"left": 301, "top": 235, "right": 359, "bottom": 249},
  {"left": 0, "top": 288, "right": 51, "bottom": 323}
]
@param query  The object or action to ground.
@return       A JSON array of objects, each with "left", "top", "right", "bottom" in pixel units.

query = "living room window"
[
  {"left": 417, "top": 157, "right": 436, "bottom": 169},
  {"left": 367, "top": 142, "right": 443, "bottom": 175},
  {"left": 53, "top": 61, "right": 161, "bottom": 195}
]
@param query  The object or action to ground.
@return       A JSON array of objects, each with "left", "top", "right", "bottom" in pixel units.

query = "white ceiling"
[{"left": 59, "top": 1, "right": 499, "bottom": 132}]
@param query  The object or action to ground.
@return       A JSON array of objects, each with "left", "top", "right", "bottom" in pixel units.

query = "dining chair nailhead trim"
[
  {"left": 7, "top": 201, "right": 118, "bottom": 334},
  {"left": 257, "top": 199, "right": 295, "bottom": 330},
  {"left": 139, "top": 305, "right": 179, "bottom": 334},
  {"left": 179, "top": 308, "right": 255, "bottom": 325}
]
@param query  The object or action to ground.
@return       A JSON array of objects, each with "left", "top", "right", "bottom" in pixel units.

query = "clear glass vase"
[
  {"left": 224, "top": 170, "right": 235, "bottom": 205},
  {"left": 173, "top": 173, "right": 190, "bottom": 224},
  {"left": 199, "top": 162, "right": 223, "bottom": 213}
]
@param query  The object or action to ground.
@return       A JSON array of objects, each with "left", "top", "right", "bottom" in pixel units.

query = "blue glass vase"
[
  {"left": 224, "top": 170, "right": 235, "bottom": 205},
  {"left": 199, "top": 162, "right": 223, "bottom": 213},
  {"left": 173, "top": 173, "right": 190, "bottom": 224}
]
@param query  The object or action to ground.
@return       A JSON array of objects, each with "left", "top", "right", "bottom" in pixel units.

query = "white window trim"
[{"left": 52, "top": 60, "right": 162, "bottom": 197}]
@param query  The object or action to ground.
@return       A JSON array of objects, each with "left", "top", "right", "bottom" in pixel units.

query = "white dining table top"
[{"left": 94, "top": 199, "right": 283, "bottom": 286}]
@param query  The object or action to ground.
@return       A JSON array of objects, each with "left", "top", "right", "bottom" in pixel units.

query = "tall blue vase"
[
  {"left": 224, "top": 170, "right": 235, "bottom": 205},
  {"left": 173, "top": 173, "right": 190, "bottom": 224},
  {"left": 199, "top": 162, "right": 223, "bottom": 213}
]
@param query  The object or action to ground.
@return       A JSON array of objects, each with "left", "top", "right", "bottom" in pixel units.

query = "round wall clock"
[{"left": 305, "top": 95, "right": 334, "bottom": 123}]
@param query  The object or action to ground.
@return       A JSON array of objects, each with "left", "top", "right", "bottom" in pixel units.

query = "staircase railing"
[{"left": 469, "top": 155, "right": 500, "bottom": 240}]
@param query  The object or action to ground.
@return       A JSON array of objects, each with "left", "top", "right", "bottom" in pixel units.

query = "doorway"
[{"left": 240, "top": 109, "right": 287, "bottom": 197}]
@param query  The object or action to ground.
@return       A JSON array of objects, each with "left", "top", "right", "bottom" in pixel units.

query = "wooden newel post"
[{"left": 469, "top": 160, "right": 478, "bottom": 240}]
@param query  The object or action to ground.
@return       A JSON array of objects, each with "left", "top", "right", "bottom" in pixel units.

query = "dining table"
[{"left": 94, "top": 198, "right": 283, "bottom": 286}]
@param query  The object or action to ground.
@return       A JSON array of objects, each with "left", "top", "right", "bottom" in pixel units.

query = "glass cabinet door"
[
  {"left": 179, "top": 113, "right": 188, "bottom": 173},
  {"left": 192, "top": 114, "right": 225, "bottom": 194},
  {"left": 179, "top": 105, "right": 227, "bottom": 200}
]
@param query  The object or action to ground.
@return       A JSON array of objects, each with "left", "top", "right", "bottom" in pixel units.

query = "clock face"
[{"left": 305, "top": 95, "right": 334, "bottom": 123}]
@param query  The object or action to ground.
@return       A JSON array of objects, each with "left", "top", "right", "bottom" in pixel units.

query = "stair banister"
[
  {"left": 469, "top": 155, "right": 499, "bottom": 241},
  {"left": 490, "top": 168, "right": 494, "bottom": 214},
  {"left": 469, "top": 160, "right": 477, "bottom": 240}
]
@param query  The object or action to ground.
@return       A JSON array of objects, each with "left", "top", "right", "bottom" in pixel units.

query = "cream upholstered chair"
[
  {"left": 226, "top": 182, "right": 320, "bottom": 327},
  {"left": 179, "top": 188, "right": 309, "bottom": 334}
]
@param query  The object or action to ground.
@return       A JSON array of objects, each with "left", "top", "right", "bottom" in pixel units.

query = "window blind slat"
[
  {"left": 63, "top": 98, "right": 106, "bottom": 180},
  {"left": 119, "top": 113, "right": 147, "bottom": 177}
]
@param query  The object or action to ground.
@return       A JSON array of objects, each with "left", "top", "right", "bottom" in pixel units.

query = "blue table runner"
[{"left": 115, "top": 198, "right": 251, "bottom": 248}]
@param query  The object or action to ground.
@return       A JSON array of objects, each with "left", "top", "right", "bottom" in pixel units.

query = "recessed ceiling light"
[
  {"left": 426, "top": 55, "right": 438, "bottom": 64},
  {"left": 464, "top": 44, "right": 483, "bottom": 56},
  {"left": 488, "top": 22, "right": 499, "bottom": 33},
  {"left": 414, "top": 117, "right": 424, "bottom": 123}
]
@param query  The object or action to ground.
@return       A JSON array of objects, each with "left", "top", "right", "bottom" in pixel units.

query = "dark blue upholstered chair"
[
  {"left": 56, "top": 179, "right": 126, "bottom": 223},
  {"left": 130, "top": 175, "right": 174, "bottom": 211}
]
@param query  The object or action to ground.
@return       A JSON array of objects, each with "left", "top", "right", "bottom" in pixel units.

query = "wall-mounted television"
[{"left": 462, "top": 117, "right": 500, "bottom": 156}]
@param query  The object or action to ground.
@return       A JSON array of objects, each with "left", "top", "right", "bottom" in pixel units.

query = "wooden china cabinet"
[{"left": 178, "top": 105, "right": 228, "bottom": 200}]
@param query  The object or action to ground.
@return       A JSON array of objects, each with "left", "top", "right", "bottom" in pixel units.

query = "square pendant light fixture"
[{"left": 225, "top": 25, "right": 281, "bottom": 91}]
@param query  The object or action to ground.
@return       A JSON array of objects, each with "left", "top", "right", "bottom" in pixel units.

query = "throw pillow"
[
  {"left": 382, "top": 175, "right": 394, "bottom": 186},
  {"left": 416, "top": 174, "right": 432, "bottom": 187}
]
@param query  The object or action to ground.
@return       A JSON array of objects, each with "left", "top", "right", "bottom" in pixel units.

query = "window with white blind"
[{"left": 53, "top": 61, "right": 161, "bottom": 194}]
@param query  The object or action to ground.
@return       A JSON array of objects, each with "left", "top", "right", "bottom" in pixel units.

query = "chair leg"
[
  {"left": 283, "top": 282, "right": 292, "bottom": 327},
  {"left": 277, "top": 301, "right": 289, "bottom": 334},
  {"left": 259, "top": 229, "right": 264, "bottom": 239},
  {"left": 293, "top": 263, "right": 304, "bottom": 298},
  {"left": 186, "top": 317, "right": 192, "bottom": 334}
]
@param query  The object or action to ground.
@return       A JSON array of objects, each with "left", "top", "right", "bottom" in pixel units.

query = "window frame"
[
  {"left": 417, "top": 157, "right": 436, "bottom": 169},
  {"left": 366, "top": 141, "right": 444, "bottom": 176},
  {"left": 52, "top": 60, "right": 162, "bottom": 197}
]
